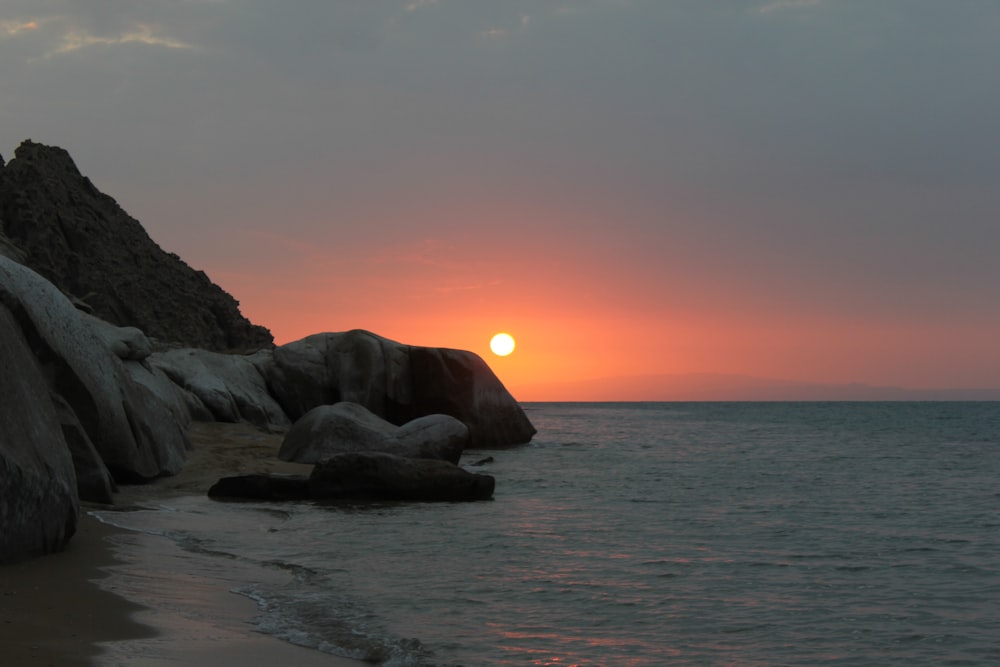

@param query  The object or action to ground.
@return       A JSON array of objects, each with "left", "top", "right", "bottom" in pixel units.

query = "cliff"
[{"left": 0, "top": 140, "right": 273, "bottom": 352}]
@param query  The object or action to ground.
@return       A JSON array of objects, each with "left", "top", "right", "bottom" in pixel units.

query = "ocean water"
[{"left": 94, "top": 402, "right": 1000, "bottom": 665}]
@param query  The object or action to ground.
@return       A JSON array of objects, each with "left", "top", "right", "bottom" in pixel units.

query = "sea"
[{"left": 92, "top": 402, "right": 1000, "bottom": 666}]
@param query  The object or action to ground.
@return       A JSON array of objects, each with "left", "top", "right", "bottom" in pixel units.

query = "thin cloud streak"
[{"left": 48, "top": 23, "right": 195, "bottom": 56}]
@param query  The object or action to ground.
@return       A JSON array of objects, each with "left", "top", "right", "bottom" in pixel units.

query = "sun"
[{"left": 489, "top": 332, "right": 516, "bottom": 357}]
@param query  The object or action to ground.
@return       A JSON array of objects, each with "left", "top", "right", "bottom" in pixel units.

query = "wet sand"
[{"left": 0, "top": 421, "right": 367, "bottom": 666}]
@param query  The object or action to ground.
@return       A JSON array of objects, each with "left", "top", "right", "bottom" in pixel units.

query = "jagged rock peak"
[{"left": 0, "top": 139, "right": 273, "bottom": 352}]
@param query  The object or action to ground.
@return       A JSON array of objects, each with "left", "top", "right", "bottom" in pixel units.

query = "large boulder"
[
  {"left": 150, "top": 347, "right": 290, "bottom": 432},
  {"left": 279, "top": 402, "right": 468, "bottom": 464},
  {"left": 308, "top": 452, "right": 495, "bottom": 501},
  {"left": 0, "top": 304, "right": 78, "bottom": 564},
  {"left": 265, "top": 330, "right": 535, "bottom": 447},
  {"left": 0, "top": 255, "right": 188, "bottom": 482},
  {"left": 0, "top": 139, "right": 272, "bottom": 352}
]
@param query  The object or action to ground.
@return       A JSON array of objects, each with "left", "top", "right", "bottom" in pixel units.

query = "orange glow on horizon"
[{"left": 200, "top": 198, "right": 1000, "bottom": 403}]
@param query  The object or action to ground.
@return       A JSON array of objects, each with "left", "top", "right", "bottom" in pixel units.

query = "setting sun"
[{"left": 489, "top": 332, "right": 516, "bottom": 357}]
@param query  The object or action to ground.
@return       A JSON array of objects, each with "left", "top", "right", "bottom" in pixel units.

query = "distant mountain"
[{"left": 516, "top": 373, "right": 1000, "bottom": 402}]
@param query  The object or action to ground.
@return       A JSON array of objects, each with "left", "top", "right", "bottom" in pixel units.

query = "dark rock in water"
[
  {"left": 0, "top": 303, "right": 78, "bottom": 564},
  {"left": 208, "top": 474, "right": 310, "bottom": 501},
  {"left": 468, "top": 456, "right": 494, "bottom": 467},
  {"left": 308, "top": 452, "right": 495, "bottom": 502},
  {"left": 279, "top": 402, "right": 468, "bottom": 465},
  {"left": 208, "top": 455, "right": 495, "bottom": 502},
  {"left": 265, "top": 330, "right": 536, "bottom": 447},
  {"left": 0, "top": 140, "right": 272, "bottom": 352}
]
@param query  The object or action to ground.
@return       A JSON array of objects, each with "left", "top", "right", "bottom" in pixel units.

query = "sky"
[{"left": 2, "top": 0, "right": 999, "bottom": 400}]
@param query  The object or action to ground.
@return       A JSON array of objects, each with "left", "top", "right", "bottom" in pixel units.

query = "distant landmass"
[{"left": 517, "top": 373, "right": 1000, "bottom": 402}]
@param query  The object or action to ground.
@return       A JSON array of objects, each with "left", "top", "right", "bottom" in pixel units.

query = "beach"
[{"left": 0, "top": 422, "right": 366, "bottom": 667}]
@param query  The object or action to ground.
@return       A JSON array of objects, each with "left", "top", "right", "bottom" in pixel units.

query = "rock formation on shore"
[
  {"left": 0, "top": 140, "right": 273, "bottom": 352},
  {"left": 0, "top": 140, "right": 535, "bottom": 563}
]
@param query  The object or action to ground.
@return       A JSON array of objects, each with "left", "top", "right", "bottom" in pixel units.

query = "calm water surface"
[{"left": 96, "top": 402, "right": 1000, "bottom": 665}]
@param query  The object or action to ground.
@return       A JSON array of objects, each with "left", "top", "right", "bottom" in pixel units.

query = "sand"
[{"left": 0, "top": 422, "right": 368, "bottom": 666}]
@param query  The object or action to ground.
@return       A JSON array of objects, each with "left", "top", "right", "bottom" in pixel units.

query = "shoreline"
[
  {"left": 1, "top": 422, "right": 369, "bottom": 666},
  {"left": 0, "top": 512, "right": 152, "bottom": 666}
]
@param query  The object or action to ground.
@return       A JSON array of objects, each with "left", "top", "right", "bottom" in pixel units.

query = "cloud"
[
  {"left": 47, "top": 22, "right": 194, "bottom": 56},
  {"left": 1, "top": 19, "right": 39, "bottom": 36}
]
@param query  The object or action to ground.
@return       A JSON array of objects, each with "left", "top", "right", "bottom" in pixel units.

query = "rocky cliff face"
[{"left": 0, "top": 140, "right": 272, "bottom": 352}]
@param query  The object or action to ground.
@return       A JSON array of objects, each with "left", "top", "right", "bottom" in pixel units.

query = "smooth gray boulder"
[
  {"left": 0, "top": 255, "right": 188, "bottom": 481},
  {"left": 308, "top": 452, "right": 495, "bottom": 501},
  {"left": 265, "top": 330, "right": 535, "bottom": 447},
  {"left": 0, "top": 304, "right": 78, "bottom": 564},
  {"left": 123, "top": 360, "right": 204, "bottom": 428},
  {"left": 393, "top": 413, "right": 469, "bottom": 463},
  {"left": 150, "top": 347, "right": 290, "bottom": 432},
  {"left": 279, "top": 402, "right": 468, "bottom": 464}
]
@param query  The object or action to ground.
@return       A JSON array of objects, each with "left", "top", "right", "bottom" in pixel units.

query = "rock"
[
  {"left": 82, "top": 312, "right": 152, "bottom": 361},
  {"left": 393, "top": 413, "right": 469, "bottom": 463},
  {"left": 208, "top": 474, "right": 310, "bottom": 501},
  {"left": 207, "top": 454, "right": 495, "bottom": 503},
  {"left": 279, "top": 402, "right": 395, "bottom": 462},
  {"left": 150, "top": 347, "right": 290, "bottom": 432},
  {"left": 49, "top": 394, "right": 117, "bottom": 505},
  {"left": 0, "top": 230, "right": 26, "bottom": 263},
  {"left": 0, "top": 255, "right": 188, "bottom": 482},
  {"left": 308, "top": 452, "right": 495, "bottom": 502},
  {"left": 0, "top": 140, "right": 272, "bottom": 352},
  {"left": 265, "top": 330, "right": 535, "bottom": 447},
  {"left": 278, "top": 402, "right": 468, "bottom": 464},
  {"left": 122, "top": 360, "right": 203, "bottom": 428},
  {"left": 0, "top": 303, "right": 79, "bottom": 564},
  {"left": 468, "top": 456, "right": 494, "bottom": 467}
]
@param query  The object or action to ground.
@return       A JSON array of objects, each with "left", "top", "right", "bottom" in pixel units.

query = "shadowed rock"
[
  {"left": 0, "top": 139, "right": 272, "bottom": 352},
  {"left": 150, "top": 347, "right": 290, "bottom": 432},
  {"left": 0, "top": 304, "right": 78, "bottom": 564},
  {"left": 265, "top": 330, "right": 535, "bottom": 447},
  {"left": 308, "top": 452, "right": 495, "bottom": 501},
  {"left": 279, "top": 402, "right": 468, "bottom": 464},
  {"left": 208, "top": 474, "right": 310, "bottom": 501},
  {"left": 0, "top": 255, "right": 188, "bottom": 482}
]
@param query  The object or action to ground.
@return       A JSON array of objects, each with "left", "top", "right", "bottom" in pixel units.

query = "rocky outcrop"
[
  {"left": 265, "top": 330, "right": 536, "bottom": 447},
  {"left": 279, "top": 402, "right": 468, "bottom": 464},
  {"left": 0, "top": 140, "right": 533, "bottom": 561},
  {"left": 0, "top": 140, "right": 272, "bottom": 352},
  {"left": 0, "top": 304, "right": 79, "bottom": 564},
  {"left": 150, "top": 348, "right": 290, "bottom": 432},
  {"left": 0, "top": 255, "right": 188, "bottom": 482}
]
